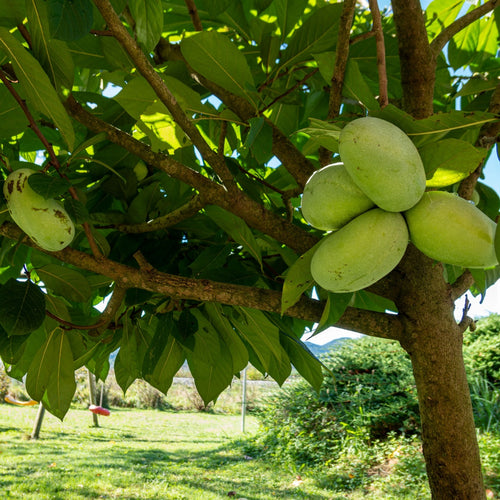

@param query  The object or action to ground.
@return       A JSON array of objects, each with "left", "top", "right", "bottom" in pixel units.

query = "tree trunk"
[{"left": 396, "top": 246, "right": 485, "bottom": 499}]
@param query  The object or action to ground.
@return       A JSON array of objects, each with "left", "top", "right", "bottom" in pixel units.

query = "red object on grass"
[{"left": 89, "top": 405, "right": 110, "bottom": 416}]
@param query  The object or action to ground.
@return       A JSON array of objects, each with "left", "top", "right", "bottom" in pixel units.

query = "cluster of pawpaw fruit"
[
  {"left": 3, "top": 168, "right": 75, "bottom": 252},
  {"left": 301, "top": 117, "right": 498, "bottom": 294}
]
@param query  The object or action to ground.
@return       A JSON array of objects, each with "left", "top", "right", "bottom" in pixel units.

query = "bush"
[{"left": 251, "top": 336, "right": 420, "bottom": 466}]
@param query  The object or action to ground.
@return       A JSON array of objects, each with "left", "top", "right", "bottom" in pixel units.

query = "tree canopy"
[{"left": 0, "top": 0, "right": 498, "bottom": 427}]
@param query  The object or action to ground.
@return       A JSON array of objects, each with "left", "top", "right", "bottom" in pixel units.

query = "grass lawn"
[{"left": 0, "top": 405, "right": 336, "bottom": 500}]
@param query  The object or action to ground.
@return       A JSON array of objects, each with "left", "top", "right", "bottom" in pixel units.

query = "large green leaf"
[
  {"left": 204, "top": 303, "right": 248, "bottom": 374},
  {"left": 25, "top": 325, "right": 75, "bottom": 417},
  {"left": 205, "top": 205, "right": 262, "bottom": 266},
  {"left": 421, "top": 138, "right": 487, "bottom": 187},
  {"left": 181, "top": 31, "right": 256, "bottom": 101},
  {"left": 0, "top": 85, "right": 28, "bottom": 139},
  {"left": 280, "top": 333, "right": 323, "bottom": 391},
  {"left": 143, "top": 316, "right": 185, "bottom": 394},
  {"left": 36, "top": 264, "right": 92, "bottom": 303},
  {"left": 187, "top": 308, "right": 234, "bottom": 405},
  {"left": 0, "top": 279, "right": 46, "bottom": 336},
  {"left": 281, "top": 242, "right": 319, "bottom": 314},
  {"left": 46, "top": 0, "right": 93, "bottom": 41},
  {"left": 0, "top": 1, "right": 25, "bottom": 27},
  {"left": 28, "top": 172, "right": 72, "bottom": 198},
  {"left": 315, "top": 292, "right": 353, "bottom": 336},
  {"left": 230, "top": 307, "right": 285, "bottom": 375},
  {"left": 0, "top": 27, "right": 75, "bottom": 150},
  {"left": 27, "top": 0, "right": 75, "bottom": 91},
  {"left": 279, "top": 3, "right": 343, "bottom": 69},
  {"left": 129, "top": 0, "right": 164, "bottom": 53}
]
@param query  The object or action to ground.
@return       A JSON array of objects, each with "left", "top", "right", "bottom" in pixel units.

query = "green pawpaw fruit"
[
  {"left": 310, "top": 208, "right": 409, "bottom": 293},
  {"left": 339, "top": 116, "right": 426, "bottom": 212},
  {"left": 404, "top": 190, "right": 498, "bottom": 268},
  {"left": 301, "top": 163, "right": 375, "bottom": 231},
  {"left": 3, "top": 168, "right": 75, "bottom": 252}
]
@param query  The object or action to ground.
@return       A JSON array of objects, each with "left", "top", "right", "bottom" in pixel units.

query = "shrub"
[{"left": 251, "top": 337, "right": 420, "bottom": 466}]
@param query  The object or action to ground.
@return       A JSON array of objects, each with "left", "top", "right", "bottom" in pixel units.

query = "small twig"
[
  {"left": 89, "top": 284, "right": 128, "bottom": 336},
  {"left": 320, "top": 0, "right": 357, "bottom": 165},
  {"left": 218, "top": 121, "right": 227, "bottom": 158},
  {"left": 458, "top": 295, "right": 474, "bottom": 332},
  {"left": 17, "top": 24, "right": 32, "bottom": 49},
  {"left": 368, "top": 0, "right": 388, "bottom": 107},
  {"left": 133, "top": 251, "right": 155, "bottom": 272},
  {"left": 430, "top": 0, "right": 500, "bottom": 57},
  {"left": 90, "top": 29, "right": 114, "bottom": 36},
  {"left": 0, "top": 69, "right": 102, "bottom": 259},
  {"left": 102, "top": 195, "right": 206, "bottom": 233},
  {"left": 46, "top": 310, "right": 107, "bottom": 331},
  {"left": 350, "top": 30, "right": 375, "bottom": 45},
  {"left": 184, "top": 0, "right": 203, "bottom": 31},
  {"left": 260, "top": 69, "right": 319, "bottom": 113}
]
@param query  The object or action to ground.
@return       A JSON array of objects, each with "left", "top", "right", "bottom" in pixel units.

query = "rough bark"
[
  {"left": 396, "top": 246, "right": 485, "bottom": 499},
  {"left": 391, "top": 1, "right": 486, "bottom": 497}
]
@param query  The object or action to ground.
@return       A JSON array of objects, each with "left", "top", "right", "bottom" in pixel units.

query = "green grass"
[
  {"left": 0, "top": 405, "right": 336, "bottom": 500},
  {"left": 0, "top": 404, "right": 498, "bottom": 499}
]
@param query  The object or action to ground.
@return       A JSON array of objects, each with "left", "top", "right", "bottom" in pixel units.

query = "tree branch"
[
  {"left": 101, "top": 195, "right": 206, "bottom": 233},
  {"left": 368, "top": 0, "right": 388, "bottom": 107},
  {"left": 0, "top": 221, "right": 403, "bottom": 340},
  {"left": 92, "top": 0, "right": 236, "bottom": 191},
  {"left": 65, "top": 96, "right": 319, "bottom": 254},
  {"left": 154, "top": 38, "right": 316, "bottom": 189},
  {"left": 430, "top": 0, "right": 500, "bottom": 57},
  {"left": 328, "top": 0, "right": 357, "bottom": 121},
  {"left": 392, "top": 0, "right": 435, "bottom": 118},
  {"left": 184, "top": 0, "right": 203, "bottom": 31}
]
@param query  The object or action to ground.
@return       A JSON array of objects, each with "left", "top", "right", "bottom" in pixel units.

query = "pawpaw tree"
[{"left": 0, "top": 1, "right": 498, "bottom": 498}]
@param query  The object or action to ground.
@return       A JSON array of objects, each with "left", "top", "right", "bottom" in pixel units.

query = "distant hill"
[{"left": 304, "top": 337, "right": 350, "bottom": 357}]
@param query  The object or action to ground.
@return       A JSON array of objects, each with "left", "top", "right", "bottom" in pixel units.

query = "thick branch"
[
  {"left": 65, "top": 97, "right": 318, "bottom": 254},
  {"left": 0, "top": 221, "right": 403, "bottom": 339},
  {"left": 392, "top": 0, "right": 435, "bottom": 118},
  {"left": 431, "top": 0, "right": 500, "bottom": 56},
  {"left": 93, "top": 0, "right": 236, "bottom": 190}
]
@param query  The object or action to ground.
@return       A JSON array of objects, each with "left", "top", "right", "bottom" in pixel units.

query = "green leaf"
[
  {"left": 46, "top": 0, "right": 93, "bottom": 41},
  {"left": 187, "top": 308, "right": 234, "bottom": 405},
  {"left": 36, "top": 264, "right": 92, "bottom": 303},
  {"left": 28, "top": 172, "right": 72, "bottom": 198},
  {"left": 26, "top": 0, "right": 75, "bottom": 91},
  {"left": 315, "top": 292, "right": 353, "bottom": 336},
  {"left": 181, "top": 31, "right": 256, "bottom": 101},
  {"left": 129, "top": 0, "right": 163, "bottom": 53},
  {"left": 279, "top": 3, "right": 343, "bottom": 69},
  {"left": 205, "top": 205, "right": 262, "bottom": 266},
  {"left": 0, "top": 27, "right": 75, "bottom": 150},
  {"left": 0, "top": 85, "right": 29, "bottom": 139},
  {"left": 343, "top": 60, "right": 380, "bottom": 111},
  {"left": 42, "top": 329, "right": 76, "bottom": 419},
  {"left": 422, "top": 138, "right": 487, "bottom": 187},
  {"left": 281, "top": 243, "right": 319, "bottom": 314},
  {"left": 230, "top": 307, "right": 284, "bottom": 374},
  {"left": 25, "top": 325, "right": 75, "bottom": 416},
  {"left": 0, "top": 1, "right": 25, "bottom": 27},
  {"left": 204, "top": 303, "right": 248, "bottom": 374},
  {"left": 0, "top": 279, "right": 46, "bottom": 336},
  {"left": 0, "top": 325, "right": 29, "bottom": 364},
  {"left": 280, "top": 333, "right": 323, "bottom": 391},
  {"left": 127, "top": 182, "right": 162, "bottom": 224},
  {"left": 297, "top": 117, "right": 341, "bottom": 153},
  {"left": 114, "top": 318, "right": 146, "bottom": 394},
  {"left": 143, "top": 316, "right": 185, "bottom": 394}
]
